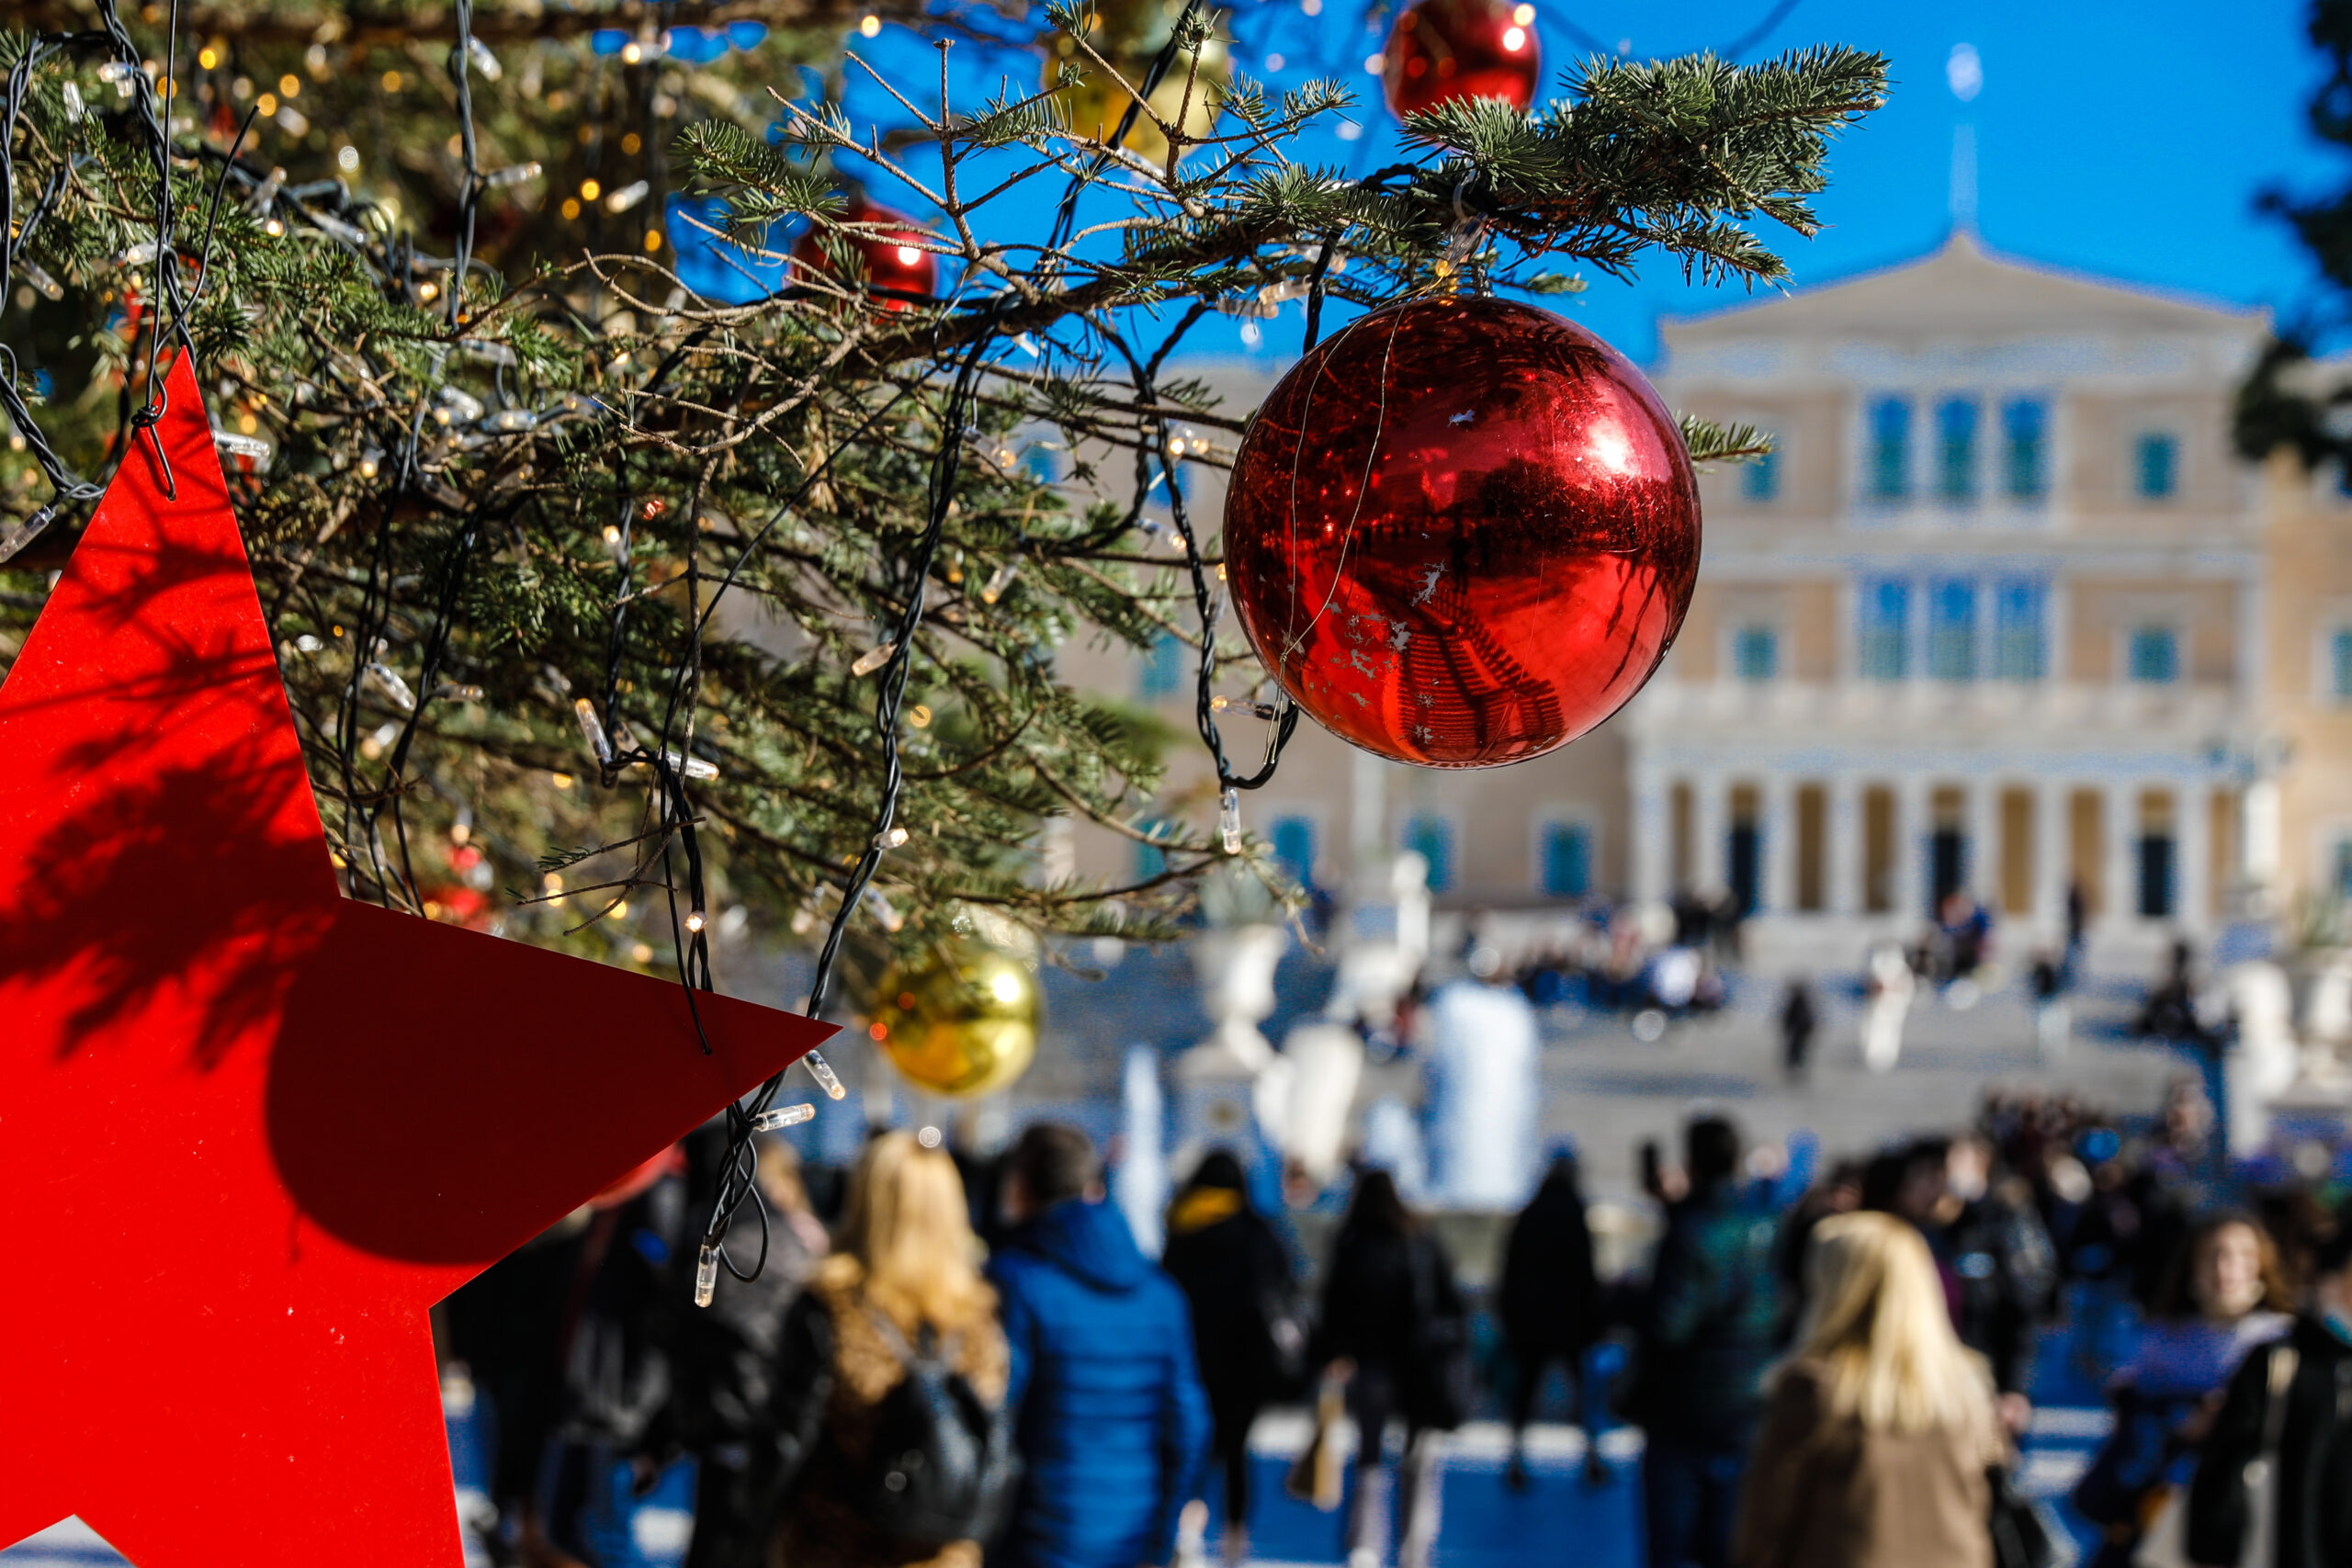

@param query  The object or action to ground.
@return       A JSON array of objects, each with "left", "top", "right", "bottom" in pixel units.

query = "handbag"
[
  {"left": 2134, "top": 1344, "right": 2298, "bottom": 1568},
  {"left": 1988, "top": 1462, "right": 2056, "bottom": 1568},
  {"left": 1283, "top": 1370, "right": 1348, "bottom": 1512}
]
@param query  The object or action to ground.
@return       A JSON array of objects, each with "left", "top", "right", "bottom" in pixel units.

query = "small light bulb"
[
  {"left": 1219, "top": 787, "right": 1242, "bottom": 854},
  {"left": 1502, "top": 26, "right": 1526, "bottom": 50},
  {"left": 572, "top": 697, "right": 614, "bottom": 763},
  {"left": 803, "top": 1049, "right": 847, "bottom": 1100},
  {"left": 751, "top": 1103, "right": 816, "bottom": 1132},
  {"left": 859, "top": 14, "right": 881, "bottom": 36},
  {"left": 685, "top": 908, "right": 707, "bottom": 933},
  {"left": 851, "top": 641, "right": 897, "bottom": 677},
  {"left": 694, "top": 1244, "right": 718, "bottom": 1307},
  {"left": 1512, "top": 2, "right": 1534, "bottom": 21},
  {"left": 895, "top": 244, "right": 922, "bottom": 267},
  {"left": 622, "top": 41, "right": 644, "bottom": 64},
  {"left": 605, "top": 179, "right": 650, "bottom": 214},
  {"left": 580, "top": 178, "right": 602, "bottom": 202},
  {"left": 980, "top": 562, "right": 1018, "bottom": 604},
  {"left": 876, "top": 825, "right": 910, "bottom": 850}
]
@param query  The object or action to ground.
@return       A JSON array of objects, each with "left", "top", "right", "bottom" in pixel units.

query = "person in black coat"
[
  {"left": 1315, "top": 1169, "right": 1467, "bottom": 1568},
  {"left": 1162, "top": 1151, "right": 1304, "bottom": 1560},
  {"left": 1778, "top": 979, "right": 1816, "bottom": 1082},
  {"left": 2187, "top": 1219, "right": 2352, "bottom": 1568},
  {"left": 1498, "top": 1147, "right": 1602, "bottom": 1490}
]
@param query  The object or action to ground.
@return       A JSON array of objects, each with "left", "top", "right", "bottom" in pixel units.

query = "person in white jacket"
[{"left": 1860, "top": 942, "right": 1914, "bottom": 1074}]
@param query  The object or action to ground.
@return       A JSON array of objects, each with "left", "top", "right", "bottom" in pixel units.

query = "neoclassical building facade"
[{"left": 1065, "top": 232, "right": 2352, "bottom": 971}]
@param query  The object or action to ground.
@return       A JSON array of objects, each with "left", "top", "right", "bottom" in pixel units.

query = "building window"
[
  {"left": 1936, "top": 399, "right": 1978, "bottom": 502},
  {"left": 2134, "top": 433, "right": 2178, "bottom": 500},
  {"left": 1541, "top": 821, "right": 1592, "bottom": 898},
  {"left": 2332, "top": 627, "right": 2352, "bottom": 703},
  {"left": 1135, "top": 820, "right": 1170, "bottom": 880},
  {"left": 1993, "top": 578, "right": 2048, "bottom": 681},
  {"left": 2128, "top": 626, "right": 2179, "bottom": 685},
  {"left": 1138, "top": 632, "right": 1187, "bottom": 699},
  {"left": 1402, "top": 812, "right": 1456, "bottom": 893},
  {"left": 1270, "top": 815, "right": 1316, "bottom": 887},
  {"left": 1742, "top": 441, "right": 1781, "bottom": 502},
  {"left": 2002, "top": 399, "right": 2047, "bottom": 500},
  {"left": 1858, "top": 578, "right": 1910, "bottom": 681},
  {"left": 1732, "top": 625, "right": 1779, "bottom": 682},
  {"left": 1868, "top": 398, "right": 1910, "bottom": 501},
  {"left": 1927, "top": 578, "right": 1978, "bottom": 682}
]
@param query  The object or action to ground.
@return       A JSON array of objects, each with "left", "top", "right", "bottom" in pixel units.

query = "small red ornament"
[
  {"left": 0, "top": 355, "right": 835, "bottom": 1565},
  {"left": 1382, "top": 0, "right": 1542, "bottom": 118},
  {"left": 1222, "top": 295, "right": 1700, "bottom": 769},
  {"left": 792, "top": 198, "right": 938, "bottom": 309}
]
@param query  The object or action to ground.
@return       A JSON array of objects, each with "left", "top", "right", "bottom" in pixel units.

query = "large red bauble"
[
  {"left": 793, "top": 197, "right": 937, "bottom": 308},
  {"left": 1223, "top": 295, "right": 1700, "bottom": 769},
  {"left": 1382, "top": 0, "right": 1542, "bottom": 118}
]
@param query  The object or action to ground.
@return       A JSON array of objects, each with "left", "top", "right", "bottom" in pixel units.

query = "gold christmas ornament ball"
[
  {"left": 866, "top": 938, "right": 1041, "bottom": 1099},
  {"left": 1044, "top": 1, "right": 1228, "bottom": 166}
]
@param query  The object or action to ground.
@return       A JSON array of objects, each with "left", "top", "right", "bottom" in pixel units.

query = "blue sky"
[{"left": 784, "top": 0, "right": 2345, "bottom": 367}]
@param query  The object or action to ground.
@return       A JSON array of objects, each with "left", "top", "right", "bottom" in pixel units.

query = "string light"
[
  {"left": 605, "top": 180, "right": 650, "bottom": 214},
  {"left": 874, "top": 824, "right": 910, "bottom": 850},
  {"left": 750, "top": 1103, "right": 816, "bottom": 1132},
  {"left": 850, "top": 640, "right": 897, "bottom": 677},
  {"left": 572, "top": 697, "right": 615, "bottom": 763},
  {"left": 979, "top": 562, "right": 1018, "bottom": 604},
  {"left": 694, "top": 1244, "right": 719, "bottom": 1307},
  {"left": 1219, "top": 787, "right": 1243, "bottom": 853},
  {"left": 684, "top": 908, "right": 707, "bottom": 932}
]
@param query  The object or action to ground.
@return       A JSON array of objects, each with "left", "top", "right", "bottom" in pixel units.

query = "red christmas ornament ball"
[
  {"left": 793, "top": 198, "right": 937, "bottom": 309},
  {"left": 1222, "top": 295, "right": 1701, "bottom": 769},
  {"left": 1382, "top": 0, "right": 1542, "bottom": 118}
]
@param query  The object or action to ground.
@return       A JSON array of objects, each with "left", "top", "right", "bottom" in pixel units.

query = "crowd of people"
[{"left": 441, "top": 1074, "right": 2352, "bottom": 1568}]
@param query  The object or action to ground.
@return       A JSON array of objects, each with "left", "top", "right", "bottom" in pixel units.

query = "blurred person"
[
  {"left": 2183, "top": 1220, "right": 2352, "bottom": 1568},
  {"left": 1860, "top": 942, "right": 1913, "bottom": 1074},
  {"left": 1628, "top": 1115, "right": 1785, "bottom": 1568},
  {"left": 1779, "top": 979, "right": 1817, "bottom": 1083},
  {"left": 2071, "top": 1213, "right": 2290, "bottom": 1568},
  {"left": 1316, "top": 1168, "right": 1469, "bottom": 1568},
  {"left": 1730, "top": 1212, "right": 2007, "bottom": 1568},
  {"left": 1498, "top": 1145, "right": 1604, "bottom": 1491},
  {"left": 760, "top": 1130, "right": 1011, "bottom": 1568},
  {"left": 444, "top": 1216, "right": 584, "bottom": 1561},
  {"left": 1871, "top": 1136, "right": 2054, "bottom": 1421},
  {"left": 989, "top": 1122, "right": 1212, "bottom": 1568},
  {"left": 678, "top": 1137, "right": 829, "bottom": 1568},
  {"left": 2030, "top": 951, "right": 2069, "bottom": 1063},
  {"left": 537, "top": 1147, "right": 693, "bottom": 1568},
  {"left": 1162, "top": 1149, "right": 1305, "bottom": 1562}
]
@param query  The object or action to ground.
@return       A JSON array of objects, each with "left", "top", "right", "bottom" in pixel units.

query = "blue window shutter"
[{"left": 1542, "top": 823, "right": 1591, "bottom": 897}]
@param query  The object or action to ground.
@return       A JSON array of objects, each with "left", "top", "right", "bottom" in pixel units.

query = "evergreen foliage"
[{"left": 0, "top": 0, "right": 1883, "bottom": 984}]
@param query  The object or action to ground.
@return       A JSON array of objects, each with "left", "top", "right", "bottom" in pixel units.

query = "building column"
[
  {"left": 2034, "top": 781, "right": 2071, "bottom": 942},
  {"left": 1632, "top": 766, "right": 1670, "bottom": 907},
  {"left": 1694, "top": 772, "right": 1729, "bottom": 896},
  {"left": 1828, "top": 775, "right": 1862, "bottom": 918},
  {"left": 1762, "top": 775, "right": 1796, "bottom": 916},
  {"left": 1965, "top": 779, "right": 2000, "bottom": 909},
  {"left": 2105, "top": 779, "right": 2141, "bottom": 930},
  {"left": 2177, "top": 780, "right": 2211, "bottom": 933},
  {"left": 1895, "top": 775, "right": 1929, "bottom": 922}
]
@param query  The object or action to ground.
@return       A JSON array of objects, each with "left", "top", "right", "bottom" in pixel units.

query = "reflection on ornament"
[
  {"left": 792, "top": 198, "right": 937, "bottom": 309},
  {"left": 1044, "top": 0, "right": 1229, "bottom": 166},
  {"left": 1382, "top": 0, "right": 1541, "bottom": 119},
  {"left": 1223, "top": 294, "right": 1700, "bottom": 769},
  {"left": 868, "top": 931, "right": 1042, "bottom": 1098}
]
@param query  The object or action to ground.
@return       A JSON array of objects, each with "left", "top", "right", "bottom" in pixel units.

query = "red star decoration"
[{"left": 0, "top": 357, "right": 835, "bottom": 1565}]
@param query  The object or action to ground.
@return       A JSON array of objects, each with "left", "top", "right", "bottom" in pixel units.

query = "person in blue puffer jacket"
[{"left": 988, "top": 1122, "right": 1213, "bottom": 1568}]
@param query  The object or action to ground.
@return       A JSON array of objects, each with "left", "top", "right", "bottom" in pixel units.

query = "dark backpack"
[{"left": 846, "top": 1306, "right": 1019, "bottom": 1548}]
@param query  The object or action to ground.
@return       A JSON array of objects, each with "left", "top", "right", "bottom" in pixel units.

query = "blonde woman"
[
  {"left": 759, "top": 1131, "right": 1010, "bottom": 1568},
  {"left": 1731, "top": 1211, "right": 2007, "bottom": 1568}
]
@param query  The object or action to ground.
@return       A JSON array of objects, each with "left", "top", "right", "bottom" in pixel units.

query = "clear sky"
[{"left": 797, "top": 0, "right": 2346, "bottom": 367}]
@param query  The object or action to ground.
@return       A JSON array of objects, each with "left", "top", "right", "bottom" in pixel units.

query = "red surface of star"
[
  {"left": 792, "top": 197, "right": 939, "bottom": 310},
  {"left": 0, "top": 357, "right": 836, "bottom": 1566},
  {"left": 1223, "top": 296, "right": 1701, "bottom": 768}
]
